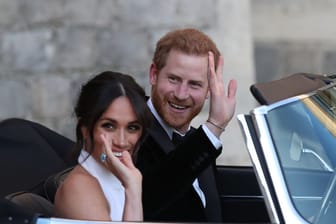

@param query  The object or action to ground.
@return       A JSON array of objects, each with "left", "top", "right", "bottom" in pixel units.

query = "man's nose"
[{"left": 174, "top": 83, "right": 189, "bottom": 100}]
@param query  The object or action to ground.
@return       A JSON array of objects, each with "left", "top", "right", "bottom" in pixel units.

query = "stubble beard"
[{"left": 152, "top": 92, "right": 202, "bottom": 132}]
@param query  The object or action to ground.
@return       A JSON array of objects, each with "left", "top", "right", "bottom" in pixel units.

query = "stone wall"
[
  {"left": 4, "top": 0, "right": 335, "bottom": 166},
  {"left": 0, "top": 0, "right": 255, "bottom": 165},
  {"left": 252, "top": 0, "right": 336, "bottom": 82}
]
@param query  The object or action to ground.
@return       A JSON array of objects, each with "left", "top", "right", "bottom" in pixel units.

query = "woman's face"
[{"left": 84, "top": 96, "right": 143, "bottom": 161}]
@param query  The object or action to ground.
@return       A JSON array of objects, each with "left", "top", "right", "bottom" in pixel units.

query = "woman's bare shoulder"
[
  {"left": 57, "top": 165, "right": 100, "bottom": 197},
  {"left": 55, "top": 165, "right": 100, "bottom": 207},
  {"left": 64, "top": 165, "right": 96, "bottom": 186},
  {"left": 54, "top": 165, "right": 107, "bottom": 218}
]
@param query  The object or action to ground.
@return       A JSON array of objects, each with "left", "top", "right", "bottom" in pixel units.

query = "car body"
[
  {"left": 1, "top": 73, "right": 335, "bottom": 224},
  {"left": 238, "top": 74, "right": 336, "bottom": 223}
]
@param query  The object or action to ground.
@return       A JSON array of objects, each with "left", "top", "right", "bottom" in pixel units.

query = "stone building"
[{"left": 1, "top": 0, "right": 335, "bottom": 165}]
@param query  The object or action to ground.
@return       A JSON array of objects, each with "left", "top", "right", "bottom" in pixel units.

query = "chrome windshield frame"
[
  {"left": 237, "top": 114, "right": 281, "bottom": 223},
  {"left": 250, "top": 101, "right": 309, "bottom": 224}
]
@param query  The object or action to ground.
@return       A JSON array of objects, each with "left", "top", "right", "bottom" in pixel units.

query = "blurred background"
[{"left": 0, "top": 0, "right": 335, "bottom": 165}]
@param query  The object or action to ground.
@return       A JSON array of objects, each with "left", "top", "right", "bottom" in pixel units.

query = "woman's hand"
[
  {"left": 100, "top": 134, "right": 143, "bottom": 221},
  {"left": 100, "top": 134, "right": 142, "bottom": 189}
]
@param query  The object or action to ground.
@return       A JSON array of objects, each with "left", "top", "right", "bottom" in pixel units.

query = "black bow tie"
[{"left": 172, "top": 131, "right": 191, "bottom": 146}]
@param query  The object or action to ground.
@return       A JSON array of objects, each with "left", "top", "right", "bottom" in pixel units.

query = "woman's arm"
[
  {"left": 54, "top": 167, "right": 111, "bottom": 221},
  {"left": 122, "top": 167, "right": 143, "bottom": 221}
]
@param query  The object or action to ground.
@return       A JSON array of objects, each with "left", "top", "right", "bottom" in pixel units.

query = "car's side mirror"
[
  {"left": 289, "top": 132, "right": 333, "bottom": 172},
  {"left": 289, "top": 132, "right": 302, "bottom": 161}
]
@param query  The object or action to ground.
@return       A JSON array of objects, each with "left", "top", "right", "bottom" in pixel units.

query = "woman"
[{"left": 54, "top": 71, "right": 151, "bottom": 221}]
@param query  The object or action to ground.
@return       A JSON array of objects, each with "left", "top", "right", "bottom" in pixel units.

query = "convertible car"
[{"left": 0, "top": 73, "right": 335, "bottom": 224}]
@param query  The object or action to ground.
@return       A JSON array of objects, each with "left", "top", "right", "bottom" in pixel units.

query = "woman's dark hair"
[{"left": 73, "top": 71, "right": 151, "bottom": 160}]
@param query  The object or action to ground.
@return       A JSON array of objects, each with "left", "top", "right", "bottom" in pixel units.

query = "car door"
[{"left": 216, "top": 164, "right": 270, "bottom": 223}]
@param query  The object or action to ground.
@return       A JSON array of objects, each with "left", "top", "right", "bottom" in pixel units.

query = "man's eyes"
[
  {"left": 168, "top": 76, "right": 179, "bottom": 83},
  {"left": 167, "top": 75, "right": 204, "bottom": 90},
  {"left": 190, "top": 82, "right": 202, "bottom": 88}
]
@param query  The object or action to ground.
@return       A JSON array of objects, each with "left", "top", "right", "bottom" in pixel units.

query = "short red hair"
[{"left": 153, "top": 28, "right": 221, "bottom": 71}]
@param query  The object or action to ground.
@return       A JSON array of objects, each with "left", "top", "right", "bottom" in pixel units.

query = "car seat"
[
  {"left": 0, "top": 118, "right": 76, "bottom": 198},
  {"left": 0, "top": 118, "right": 76, "bottom": 217},
  {"left": 5, "top": 191, "right": 54, "bottom": 217}
]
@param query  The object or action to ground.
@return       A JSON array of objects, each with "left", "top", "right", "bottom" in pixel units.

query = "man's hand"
[{"left": 206, "top": 51, "right": 237, "bottom": 137}]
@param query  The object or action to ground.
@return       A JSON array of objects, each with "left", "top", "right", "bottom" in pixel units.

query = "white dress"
[{"left": 78, "top": 149, "right": 125, "bottom": 221}]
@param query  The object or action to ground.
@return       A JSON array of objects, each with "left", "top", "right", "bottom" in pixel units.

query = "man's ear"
[
  {"left": 149, "top": 63, "right": 158, "bottom": 85},
  {"left": 206, "top": 89, "right": 210, "bottom": 99}
]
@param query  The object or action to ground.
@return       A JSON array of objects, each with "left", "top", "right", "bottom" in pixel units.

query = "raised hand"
[
  {"left": 100, "top": 134, "right": 142, "bottom": 188},
  {"left": 206, "top": 51, "right": 237, "bottom": 137},
  {"left": 100, "top": 134, "right": 143, "bottom": 221}
]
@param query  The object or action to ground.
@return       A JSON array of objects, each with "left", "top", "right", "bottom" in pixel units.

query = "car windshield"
[{"left": 266, "top": 85, "right": 336, "bottom": 224}]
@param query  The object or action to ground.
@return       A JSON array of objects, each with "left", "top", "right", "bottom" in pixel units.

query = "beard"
[{"left": 151, "top": 89, "right": 203, "bottom": 132}]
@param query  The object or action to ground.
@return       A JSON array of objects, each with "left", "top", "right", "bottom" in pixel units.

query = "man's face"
[{"left": 150, "top": 49, "right": 209, "bottom": 133}]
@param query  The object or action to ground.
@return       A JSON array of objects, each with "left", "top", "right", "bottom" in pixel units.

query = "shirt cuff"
[{"left": 201, "top": 124, "right": 222, "bottom": 149}]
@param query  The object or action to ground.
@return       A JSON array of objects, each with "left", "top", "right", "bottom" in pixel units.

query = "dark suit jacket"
[{"left": 136, "top": 115, "right": 223, "bottom": 222}]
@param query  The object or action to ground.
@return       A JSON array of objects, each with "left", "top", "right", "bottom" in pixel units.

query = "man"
[{"left": 136, "top": 28, "right": 237, "bottom": 222}]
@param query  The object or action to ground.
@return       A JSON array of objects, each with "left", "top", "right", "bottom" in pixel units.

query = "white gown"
[{"left": 78, "top": 149, "right": 125, "bottom": 221}]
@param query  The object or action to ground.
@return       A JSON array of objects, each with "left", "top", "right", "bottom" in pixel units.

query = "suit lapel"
[{"left": 148, "top": 116, "right": 175, "bottom": 154}]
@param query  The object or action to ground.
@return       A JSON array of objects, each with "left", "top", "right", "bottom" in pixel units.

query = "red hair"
[{"left": 153, "top": 28, "right": 220, "bottom": 71}]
